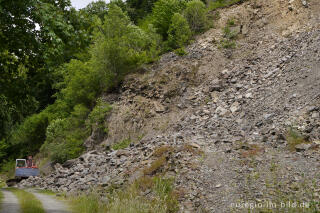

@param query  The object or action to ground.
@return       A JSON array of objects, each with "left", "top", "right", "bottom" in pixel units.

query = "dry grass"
[
  {"left": 240, "top": 144, "right": 264, "bottom": 158},
  {"left": 135, "top": 176, "right": 154, "bottom": 191},
  {"left": 153, "top": 146, "right": 173, "bottom": 157},
  {"left": 180, "top": 144, "right": 204, "bottom": 155},
  {"left": 143, "top": 156, "right": 167, "bottom": 176}
]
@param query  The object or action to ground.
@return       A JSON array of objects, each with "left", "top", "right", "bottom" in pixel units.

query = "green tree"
[
  {"left": 81, "top": 0, "right": 109, "bottom": 21},
  {"left": 184, "top": 0, "right": 208, "bottom": 33},
  {"left": 126, "top": 0, "right": 158, "bottom": 22},
  {"left": 91, "top": 4, "right": 158, "bottom": 89},
  {"left": 167, "top": 13, "right": 191, "bottom": 49},
  {"left": 0, "top": 0, "right": 97, "bottom": 165},
  {"left": 0, "top": 0, "right": 91, "bottom": 144},
  {"left": 151, "top": 0, "right": 186, "bottom": 39}
]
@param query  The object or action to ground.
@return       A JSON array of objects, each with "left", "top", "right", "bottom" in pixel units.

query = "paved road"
[
  {"left": 0, "top": 189, "right": 21, "bottom": 213},
  {"left": 31, "top": 191, "right": 71, "bottom": 213}
]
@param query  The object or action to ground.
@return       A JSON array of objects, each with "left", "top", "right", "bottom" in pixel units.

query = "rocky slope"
[{"left": 20, "top": 0, "right": 320, "bottom": 212}]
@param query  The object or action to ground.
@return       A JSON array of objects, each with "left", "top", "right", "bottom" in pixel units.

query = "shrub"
[
  {"left": 0, "top": 160, "right": 15, "bottom": 179},
  {"left": 87, "top": 98, "right": 112, "bottom": 133},
  {"left": 184, "top": 0, "right": 209, "bottom": 33},
  {"left": 41, "top": 104, "right": 90, "bottom": 163},
  {"left": 56, "top": 59, "right": 99, "bottom": 108},
  {"left": 151, "top": 0, "right": 186, "bottom": 38},
  {"left": 167, "top": 13, "right": 191, "bottom": 49},
  {"left": 219, "top": 22, "right": 239, "bottom": 49}
]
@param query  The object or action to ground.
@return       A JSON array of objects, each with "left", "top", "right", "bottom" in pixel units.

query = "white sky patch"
[{"left": 71, "top": 0, "right": 109, "bottom": 10}]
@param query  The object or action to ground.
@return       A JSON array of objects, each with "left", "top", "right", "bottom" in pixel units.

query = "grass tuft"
[
  {"left": 286, "top": 127, "right": 309, "bottom": 152},
  {"left": 8, "top": 188, "right": 45, "bottom": 213},
  {"left": 112, "top": 138, "right": 131, "bottom": 150}
]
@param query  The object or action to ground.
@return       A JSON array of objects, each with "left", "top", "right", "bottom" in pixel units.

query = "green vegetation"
[
  {"left": 40, "top": 105, "right": 90, "bottom": 163},
  {"left": 209, "top": 0, "right": 246, "bottom": 10},
  {"left": 35, "top": 189, "right": 56, "bottom": 196},
  {"left": 0, "top": 161, "right": 15, "bottom": 179},
  {"left": 0, "top": 0, "right": 247, "bottom": 174},
  {"left": 0, "top": 190, "right": 3, "bottom": 209},
  {"left": 151, "top": 0, "right": 186, "bottom": 39},
  {"left": 167, "top": 13, "right": 192, "bottom": 50},
  {"left": 69, "top": 176, "right": 179, "bottom": 213},
  {"left": 112, "top": 138, "right": 132, "bottom": 150},
  {"left": 184, "top": 0, "right": 209, "bottom": 33},
  {"left": 0, "top": 179, "right": 5, "bottom": 188},
  {"left": 220, "top": 18, "right": 239, "bottom": 49},
  {"left": 286, "top": 127, "right": 309, "bottom": 152},
  {"left": 9, "top": 188, "right": 45, "bottom": 213},
  {"left": 0, "top": 0, "right": 91, "bottom": 161}
]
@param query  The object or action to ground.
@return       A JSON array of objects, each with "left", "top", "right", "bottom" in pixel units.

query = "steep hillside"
[{"left": 20, "top": 0, "right": 320, "bottom": 212}]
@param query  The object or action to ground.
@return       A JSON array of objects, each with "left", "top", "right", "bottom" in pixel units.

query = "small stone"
[
  {"left": 116, "top": 150, "right": 130, "bottom": 157},
  {"left": 216, "top": 106, "right": 229, "bottom": 116},
  {"left": 210, "top": 79, "right": 223, "bottom": 92},
  {"left": 203, "top": 109, "right": 210, "bottom": 115},
  {"left": 311, "top": 112, "right": 319, "bottom": 118},
  {"left": 215, "top": 184, "right": 222, "bottom": 188},
  {"left": 154, "top": 102, "right": 166, "bottom": 113},
  {"left": 230, "top": 102, "right": 240, "bottom": 113},
  {"left": 245, "top": 92, "right": 253, "bottom": 98},
  {"left": 190, "top": 143, "right": 201, "bottom": 149},
  {"left": 302, "top": 0, "right": 308, "bottom": 7}
]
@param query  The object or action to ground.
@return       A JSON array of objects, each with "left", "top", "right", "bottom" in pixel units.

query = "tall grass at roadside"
[
  {"left": 0, "top": 190, "right": 3, "bottom": 210},
  {"left": 69, "top": 177, "right": 179, "bottom": 213},
  {"left": 8, "top": 188, "right": 45, "bottom": 213}
]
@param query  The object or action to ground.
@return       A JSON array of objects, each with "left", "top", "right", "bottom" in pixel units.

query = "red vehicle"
[{"left": 6, "top": 157, "right": 39, "bottom": 186}]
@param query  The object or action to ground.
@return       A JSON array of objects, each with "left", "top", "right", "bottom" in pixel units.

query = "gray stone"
[{"left": 295, "top": 143, "right": 312, "bottom": 152}]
